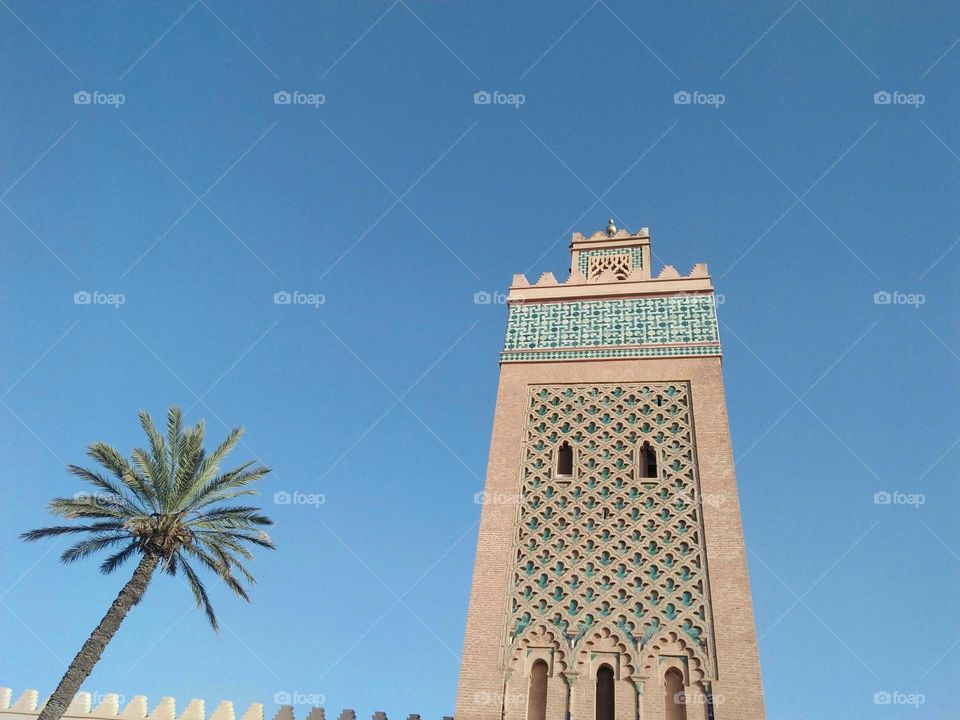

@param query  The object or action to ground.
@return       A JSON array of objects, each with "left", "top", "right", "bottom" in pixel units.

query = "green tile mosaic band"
[{"left": 502, "top": 295, "right": 720, "bottom": 362}]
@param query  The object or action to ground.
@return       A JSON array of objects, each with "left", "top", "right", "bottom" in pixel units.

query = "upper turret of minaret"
[{"left": 502, "top": 222, "right": 719, "bottom": 363}]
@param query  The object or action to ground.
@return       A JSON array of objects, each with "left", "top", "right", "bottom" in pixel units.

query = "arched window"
[
  {"left": 527, "top": 660, "right": 548, "bottom": 720},
  {"left": 596, "top": 665, "right": 615, "bottom": 720},
  {"left": 638, "top": 442, "right": 658, "bottom": 479},
  {"left": 664, "top": 668, "right": 687, "bottom": 720},
  {"left": 557, "top": 441, "right": 573, "bottom": 477}
]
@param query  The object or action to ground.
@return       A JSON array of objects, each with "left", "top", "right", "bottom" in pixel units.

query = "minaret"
[{"left": 455, "top": 224, "right": 765, "bottom": 720}]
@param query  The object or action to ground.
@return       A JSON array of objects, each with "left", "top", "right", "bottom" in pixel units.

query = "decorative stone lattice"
[
  {"left": 506, "top": 383, "right": 715, "bottom": 676},
  {"left": 577, "top": 247, "right": 644, "bottom": 277},
  {"left": 587, "top": 254, "right": 632, "bottom": 280}
]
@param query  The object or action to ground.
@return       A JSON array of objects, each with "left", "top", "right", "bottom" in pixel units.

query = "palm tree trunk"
[{"left": 37, "top": 553, "right": 161, "bottom": 720}]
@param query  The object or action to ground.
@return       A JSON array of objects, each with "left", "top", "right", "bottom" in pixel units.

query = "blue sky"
[{"left": 1, "top": 2, "right": 958, "bottom": 718}]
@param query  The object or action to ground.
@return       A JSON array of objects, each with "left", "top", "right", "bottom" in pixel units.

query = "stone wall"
[{"left": 0, "top": 689, "right": 445, "bottom": 720}]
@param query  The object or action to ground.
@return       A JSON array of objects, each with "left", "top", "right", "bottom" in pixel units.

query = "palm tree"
[{"left": 22, "top": 407, "right": 275, "bottom": 720}]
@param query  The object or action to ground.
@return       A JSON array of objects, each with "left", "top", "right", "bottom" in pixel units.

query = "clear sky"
[{"left": 2, "top": 2, "right": 958, "bottom": 719}]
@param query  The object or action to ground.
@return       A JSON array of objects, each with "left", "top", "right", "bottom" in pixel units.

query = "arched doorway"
[
  {"left": 527, "top": 660, "right": 548, "bottom": 720},
  {"left": 595, "top": 665, "right": 615, "bottom": 720},
  {"left": 664, "top": 668, "right": 687, "bottom": 720}
]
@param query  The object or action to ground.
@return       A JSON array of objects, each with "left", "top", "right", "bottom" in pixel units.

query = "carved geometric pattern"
[
  {"left": 587, "top": 253, "right": 632, "bottom": 280},
  {"left": 505, "top": 624, "right": 569, "bottom": 676},
  {"left": 507, "top": 383, "right": 715, "bottom": 675},
  {"left": 577, "top": 247, "right": 644, "bottom": 277},
  {"left": 500, "top": 295, "right": 720, "bottom": 363}
]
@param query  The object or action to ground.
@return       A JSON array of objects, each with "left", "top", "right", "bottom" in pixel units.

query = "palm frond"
[
  {"left": 87, "top": 442, "right": 158, "bottom": 511},
  {"left": 190, "top": 506, "right": 273, "bottom": 527},
  {"left": 186, "top": 463, "right": 271, "bottom": 511},
  {"left": 131, "top": 448, "right": 173, "bottom": 510},
  {"left": 195, "top": 529, "right": 275, "bottom": 550},
  {"left": 48, "top": 497, "right": 134, "bottom": 521},
  {"left": 193, "top": 427, "right": 243, "bottom": 487},
  {"left": 205, "top": 533, "right": 254, "bottom": 562},
  {"left": 166, "top": 407, "right": 184, "bottom": 468},
  {"left": 183, "top": 542, "right": 250, "bottom": 601},
  {"left": 21, "top": 522, "right": 126, "bottom": 541},
  {"left": 61, "top": 535, "right": 129, "bottom": 563},
  {"left": 66, "top": 466, "right": 144, "bottom": 514},
  {"left": 191, "top": 488, "right": 258, "bottom": 510},
  {"left": 99, "top": 542, "right": 140, "bottom": 574},
  {"left": 199, "top": 536, "right": 257, "bottom": 582},
  {"left": 172, "top": 423, "right": 205, "bottom": 505},
  {"left": 137, "top": 410, "right": 171, "bottom": 504},
  {"left": 178, "top": 553, "right": 218, "bottom": 630}
]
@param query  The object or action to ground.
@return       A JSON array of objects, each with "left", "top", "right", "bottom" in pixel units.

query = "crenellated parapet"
[
  {"left": 508, "top": 261, "right": 711, "bottom": 297},
  {"left": 500, "top": 225, "right": 720, "bottom": 363},
  {"left": 0, "top": 690, "right": 433, "bottom": 720}
]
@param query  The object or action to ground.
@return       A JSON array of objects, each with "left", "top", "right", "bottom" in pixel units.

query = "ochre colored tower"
[{"left": 455, "top": 224, "right": 765, "bottom": 720}]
